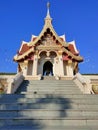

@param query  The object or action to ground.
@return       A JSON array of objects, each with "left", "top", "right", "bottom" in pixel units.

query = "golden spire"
[
  {"left": 47, "top": 2, "right": 50, "bottom": 9},
  {"left": 46, "top": 2, "right": 51, "bottom": 18}
]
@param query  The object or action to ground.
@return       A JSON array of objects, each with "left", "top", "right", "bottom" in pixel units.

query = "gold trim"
[
  {"left": 62, "top": 48, "right": 83, "bottom": 61},
  {"left": 29, "top": 18, "right": 68, "bottom": 47},
  {"left": 36, "top": 45, "right": 61, "bottom": 50},
  {"left": 14, "top": 47, "right": 34, "bottom": 61}
]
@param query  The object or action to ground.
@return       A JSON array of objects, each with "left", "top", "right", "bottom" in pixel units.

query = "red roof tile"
[
  {"left": 19, "top": 44, "right": 30, "bottom": 55},
  {"left": 63, "top": 55, "right": 70, "bottom": 61},
  {"left": 68, "top": 44, "right": 77, "bottom": 54}
]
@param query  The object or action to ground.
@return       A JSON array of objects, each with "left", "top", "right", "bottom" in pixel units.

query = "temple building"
[{"left": 13, "top": 3, "right": 83, "bottom": 79}]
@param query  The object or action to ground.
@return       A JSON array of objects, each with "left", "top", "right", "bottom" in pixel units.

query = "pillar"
[
  {"left": 58, "top": 51, "right": 64, "bottom": 76},
  {"left": 33, "top": 55, "right": 38, "bottom": 76},
  {"left": 67, "top": 60, "right": 73, "bottom": 77},
  {"left": 19, "top": 61, "right": 28, "bottom": 76}
]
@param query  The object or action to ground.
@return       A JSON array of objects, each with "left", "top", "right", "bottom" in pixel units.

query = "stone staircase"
[{"left": 0, "top": 79, "right": 98, "bottom": 130}]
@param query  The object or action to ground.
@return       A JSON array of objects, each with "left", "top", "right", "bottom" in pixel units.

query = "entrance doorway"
[{"left": 43, "top": 61, "right": 53, "bottom": 76}]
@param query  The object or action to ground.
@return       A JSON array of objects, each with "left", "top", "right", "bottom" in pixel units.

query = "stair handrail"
[
  {"left": 7, "top": 72, "right": 24, "bottom": 94},
  {"left": 73, "top": 72, "right": 94, "bottom": 94}
]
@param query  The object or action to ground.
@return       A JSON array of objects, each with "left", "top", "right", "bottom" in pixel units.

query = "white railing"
[
  {"left": 73, "top": 72, "right": 94, "bottom": 94},
  {"left": 7, "top": 72, "right": 24, "bottom": 94}
]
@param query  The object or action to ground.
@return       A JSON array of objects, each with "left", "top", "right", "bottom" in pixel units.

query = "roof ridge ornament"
[
  {"left": 45, "top": 2, "right": 52, "bottom": 19},
  {"left": 46, "top": 2, "right": 51, "bottom": 18},
  {"left": 45, "top": 2, "right": 52, "bottom": 25}
]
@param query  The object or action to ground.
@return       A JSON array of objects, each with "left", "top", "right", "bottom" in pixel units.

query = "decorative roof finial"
[
  {"left": 46, "top": 2, "right": 51, "bottom": 18},
  {"left": 47, "top": 2, "right": 50, "bottom": 9}
]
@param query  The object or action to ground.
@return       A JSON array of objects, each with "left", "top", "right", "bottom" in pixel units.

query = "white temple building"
[{"left": 13, "top": 3, "right": 83, "bottom": 79}]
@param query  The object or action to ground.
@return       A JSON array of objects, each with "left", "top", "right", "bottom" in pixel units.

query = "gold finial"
[
  {"left": 46, "top": 2, "right": 51, "bottom": 18},
  {"left": 47, "top": 2, "right": 50, "bottom": 9},
  {"left": 45, "top": 1, "right": 52, "bottom": 22}
]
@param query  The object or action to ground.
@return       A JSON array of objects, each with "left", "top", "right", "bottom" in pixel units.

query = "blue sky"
[{"left": 0, "top": 0, "right": 98, "bottom": 74}]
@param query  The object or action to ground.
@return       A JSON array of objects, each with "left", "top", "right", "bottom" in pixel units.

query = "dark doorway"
[{"left": 43, "top": 61, "right": 53, "bottom": 76}]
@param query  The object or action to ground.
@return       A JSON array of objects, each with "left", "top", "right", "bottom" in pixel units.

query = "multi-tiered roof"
[{"left": 14, "top": 2, "right": 83, "bottom": 62}]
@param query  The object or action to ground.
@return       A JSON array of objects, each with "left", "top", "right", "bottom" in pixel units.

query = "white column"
[
  {"left": 59, "top": 55, "right": 64, "bottom": 76},
  {"left": 33, "top": 55, "right": 38, "bottom": 76},
  {"left": 67, "top": 60, "right": 73, "bottom": 77},
  {"left": 31, "top": 61, "right": 34, "bottom": 75},
  {"left": 53, "top": 58, "right": 57, "bottom": 76},
  {"left": 23, "top": 68, "right": 28, "bottom": 76},
  {"left": 20, "top": 61, "right": 28, "bottom": 76}
]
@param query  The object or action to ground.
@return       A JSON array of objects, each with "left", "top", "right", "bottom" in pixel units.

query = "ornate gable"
[
  {"left": 28, "top": 3, "right": 68, "bottom": 48},
  {"left": 35, "top": 28, "right": 63, "bottom": 51},
  {"left": 14, "top": 2, "right": 83, "bottom": 62}
]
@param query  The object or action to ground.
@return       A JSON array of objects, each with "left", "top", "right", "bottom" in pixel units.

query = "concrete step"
[
  {"left": 18, "top": 89, "right": 82, "bottom": 94},
  {"left": 27, "top": 84, "right": 77, "bottom": 87},
  {"left": 18, "top": 86, "right": 79, "bottom": 91},
  {"left": 19, "top": 91, "right": 82, "bottom": 95},
  {"left": 1, "top": 103, "right": 98, "bottom": 111},
  {"left": 23, "top": 84, "right": 78, "bottom": 87},
  {"left": 23, "top": 80, "right": 76, "bottom": 84},
  {"left": 19, "top": 83, "right": 80, "bottom": 87},
  {"left": 42, "top": 76, "right": 56, "bottom": 80},
  {"left": 22, "top": 84, "right": 77, "bottom": 87},
  {"left": 0, "top": 118, "right": 98, "bottom": 126},
  {"left": 1, "top": 97, "right": 98, "bottom": 104},
  {"left": 27, "top": 81, "right": 77, "bottom": 84},
  {"left": 28, "top": 79, "right": 73, "bottom": 82},
  {"left": 0, "top": 109, "right": 98, "bottom": 118},
  {"left": 1, "top": 125, "right": 98, "bottom": 130},
  {"left": 27, "top": 82, "right": 77, "bottom": 85},
  {"left": 1, "top": 94, "right": 98, "bottom": 99},
  {"left": 25, "top": 87, "right": 80, "bottom": 91},
  {"left": 19, "top": 89, "right": 81, "bottom": 92}
]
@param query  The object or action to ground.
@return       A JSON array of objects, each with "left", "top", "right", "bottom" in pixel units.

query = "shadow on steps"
[{"left": 0, "top": 93, "right": 71, "bottom": 129}]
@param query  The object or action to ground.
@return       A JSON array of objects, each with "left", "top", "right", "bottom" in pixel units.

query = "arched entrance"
[{"left": 43, "top": 61, "right": 53, "bottom": 76}]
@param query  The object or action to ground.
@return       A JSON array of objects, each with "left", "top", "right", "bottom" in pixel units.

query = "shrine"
[{"left": 13, "top": 3, "right": 83, "bottom": 79}]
